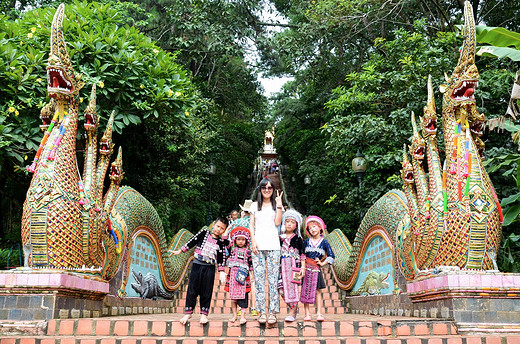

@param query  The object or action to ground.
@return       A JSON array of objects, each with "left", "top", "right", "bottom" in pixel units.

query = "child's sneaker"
[{"left": 251, "top": 309, "right": 258, "bottom": 316}]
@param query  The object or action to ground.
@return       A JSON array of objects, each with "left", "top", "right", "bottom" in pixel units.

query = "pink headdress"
[{"left": 305, "top": 215, "right": 326, "bottom": 237}]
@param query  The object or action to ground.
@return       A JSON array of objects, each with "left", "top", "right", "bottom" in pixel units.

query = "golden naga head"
[
  {"left": 84, "top": 85, "right": 98, "bottom": 133},
  {"left": 47, "top": 4, "right": 84, "bottom": 99},
  {"left": 442, "top": 1, "right": 479, "bottom": 109},
  {"left": 421, "top": 75, "right": 437, "bottom": 140},
  {"left": 109, "top": 147, "right": 125, "bottom": 185},
  {"left": 100, "top": 111, "right": 115, "bottom": 156},
  {"left": 401, "top": 144, "right": 414, "bottom": 185},
  {"left": 410, "top": 112, "right": 425, "bottom": 160}
]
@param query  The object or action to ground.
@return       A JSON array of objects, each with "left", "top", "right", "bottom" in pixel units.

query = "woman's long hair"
[{"left": 256, "top": 177, "right": 276, "bottom": 211}]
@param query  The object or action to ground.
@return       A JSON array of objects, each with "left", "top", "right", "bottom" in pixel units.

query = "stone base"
[
  {"left": 0, "top": 269, "right": 109, "bottom": 320},
  {"left": 102, "top": 294, "right": 174, "bottom": 316},
  {"left": 407, "top": 270, "right": 520, "bottom": 333}
]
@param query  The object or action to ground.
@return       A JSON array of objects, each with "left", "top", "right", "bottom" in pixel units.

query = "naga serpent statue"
[
  {"left": 21, "top": 4, "right": 193, "bottom": 297},
  {"left": 327, "top": 1, "right": 502, "bottom": 290}
]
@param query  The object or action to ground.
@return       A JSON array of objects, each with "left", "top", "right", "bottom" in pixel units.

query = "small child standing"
[
  {"left": 301, "top": 215, "right": 335, "bottom": 322},
  {"left": 224, "top": 226, "right": 253, "bottom": 325},
  {"left": 170, "top": 217, "right": 229, "bottom": 325},
  {"left": 278, "top": 209, "right": 305, "bottom": 322}
]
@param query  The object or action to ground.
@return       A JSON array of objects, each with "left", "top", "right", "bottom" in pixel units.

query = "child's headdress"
[
  {"left": 230, "top": 226, "right": 250, "bottom": 244},
  {"left": 305, "top": 215, "right": 326, "bottom": 237},
  {"left": 282, "top": 209, "right": 303, "bottom": 237}
]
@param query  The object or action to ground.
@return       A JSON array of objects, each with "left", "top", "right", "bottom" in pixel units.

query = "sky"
[{"left": 259, "top": 75, "right": 292, "bottom": 97}]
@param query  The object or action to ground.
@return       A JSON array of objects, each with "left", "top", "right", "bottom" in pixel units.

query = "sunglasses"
[{"left": 261, "top": 186, "right": 273, "bottom": 191}]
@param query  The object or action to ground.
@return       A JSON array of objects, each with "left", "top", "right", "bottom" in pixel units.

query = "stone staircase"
[{"left": 2, "top": 263, "right": 520, "bottom": 343}]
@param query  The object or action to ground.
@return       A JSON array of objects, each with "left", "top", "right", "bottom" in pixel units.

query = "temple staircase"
[{"left": 2, "top": 265, "right": 520, "bottom": 343}]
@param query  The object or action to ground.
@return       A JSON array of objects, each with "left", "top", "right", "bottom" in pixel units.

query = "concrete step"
[
  {"left": 6, "top": 335, "right": 520, "bottom": 344},
  {"left": 41, "top": 315, "right": 460, "bottom": 337}
]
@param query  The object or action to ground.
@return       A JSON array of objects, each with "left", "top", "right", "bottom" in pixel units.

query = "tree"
[{"left": 0, "top": 1, "right": 207, "bottom": 239}]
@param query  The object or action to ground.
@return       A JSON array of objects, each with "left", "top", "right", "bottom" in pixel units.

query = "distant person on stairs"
[
  {"left": 250, "top": 177, "right": 284, "bottom": 325},
  {"left": 301, "top": 215, "right": 335, "bottom": 322},
  {"left": 278, "top": 209, "right": 305, "bottom": 322},
  {"left": 170, "top": 217, "right": 229, "bottom": 325}
]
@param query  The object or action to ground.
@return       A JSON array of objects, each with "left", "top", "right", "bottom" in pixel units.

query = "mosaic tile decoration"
[
  {"left": 125, "top": 235, "right": 162, "bottom": 298},
  {"left": 352, "top": 236, "right": 394, "bottom": 295}
]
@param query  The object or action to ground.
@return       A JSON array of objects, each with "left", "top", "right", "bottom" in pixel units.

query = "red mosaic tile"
[
  {"left": 484, "top": 337, "right": 502, "bottom": 344},
  {"left": 95, "top": 319, "right": 111, "bottom": 336},
  {"left": 59, "top": 320, "right": 75, "bottom": 336},
  {"left": 302, "top": 324, "right": 317, "bottom": 337},
  {"left": 377, "top": 324, "right": 392, "bottom": 336},
  {"left": 321, "top": 321, "right": 335, "bottom": 336},
  {"left": 120, "top": 340, "right": 137, "bottom": 344},
  {"left": 114, "top": 320, "right": 130, "bottom": 336},
  {"left": 207, "top": 322, "right": 223, "bottom": 337},
  {"left": 151, "top": 321, "right": 166, "bottom": 336},
  {"left": 60, "top": 338, "right": 75, "bottom": 344},
  {"left": 40, "top": 339, "right": 56, "bottom": 344},
  {"left": 358, "top": 322, "right": 373, "bottom": 337},
  {"left": 226, "top": 323, "right": 242, "bottom": 336},
  {"left": 339, "top": 322, "right": 355, "bottom": 336},
  {"left": 19, "top": 339, "right": 36, "bottom": 344},
  {"left": 396, "top": 325, "right": 411, "bottom": 336},
  {"left": 189, "top": 323, "right": 204, "bottom": 337},
  {"left": 365, "top": 339, "right": 382, "bottom": 344},
  {"left": 414, "top": 323, "right": 429, "bottom": 335},
  {"left": 283, "top": 325, "right": 298, "bottom": 337},
  {"left": 78, "top": 339, "right": 96, "bottom": 344},
  {"left": 170, "top": 320, "right": 186, "bottom": 336},
  {"left": 77, "top": 319, "right": 93, "bottom": 335},
  {"left": 387, "top": 339, "right": 402, "bottom": 344},
  {"left": 47, "top": 320, "right": 57, "bottom": 336},
  {"left": 432, "top": 323, "right": 448, "bottom": 335},
  {"left": 264, "top": 326, "right": 279, "bottom": 337},
  {"left": 464, "top": 337, "right": 482, "bottom": 344},
  {"left": 508, "top": 337, "right": 520, "bottom": 344},
  {"left": 100, "top": 339, "right": 116, "bottom": 344},
  {"left": 141, "top": 340, "right": 159, "bottom": 344},
  {"left": 132, "top": 320, "right": 148, "bottom": 336}
]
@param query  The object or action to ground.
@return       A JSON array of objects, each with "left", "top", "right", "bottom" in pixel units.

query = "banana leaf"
[{"left": 475, "top": 25, "right": 520, "bottom": 50}]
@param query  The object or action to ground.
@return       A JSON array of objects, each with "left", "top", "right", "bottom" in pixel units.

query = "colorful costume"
[
  {"left": 278, "top": 210, "right": 304, "bottom": 308},
  {"left": 300, "top": 216, "right": 335, "bottom": 304},
  {"left": 180, "top": 229, "right": 229, "bottom": 315},
  {"left": 225, "top": 227, "right": 253, "bottom": 308}
]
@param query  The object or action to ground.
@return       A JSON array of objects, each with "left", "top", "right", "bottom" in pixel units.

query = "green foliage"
[{"left": 476, "top": 25, "right": 520, "bottom": 61}]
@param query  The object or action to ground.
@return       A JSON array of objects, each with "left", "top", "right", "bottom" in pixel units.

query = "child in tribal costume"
[
  {"left": 278, "top": 209, "right": 305, "bottom": 322},
  {"left": 170, "top": 217, "right": 229, "bottom": 325},
  {"left": 301, "top": 215, "right": 334, "bottom": 322},
  {"left": 224, "top": 226, "right": 253, "bottom": 325}
]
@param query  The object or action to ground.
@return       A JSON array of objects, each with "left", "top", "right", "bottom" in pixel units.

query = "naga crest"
[{"left": 47, "top": 4, "right": 84, "bottom": 100}]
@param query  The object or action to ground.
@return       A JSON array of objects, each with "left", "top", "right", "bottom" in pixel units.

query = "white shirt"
[{"left": 250, "top": 201, "right": 281, "bottom": 251}]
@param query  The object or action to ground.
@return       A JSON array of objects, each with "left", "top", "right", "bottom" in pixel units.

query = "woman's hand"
[
  {"left": 275, "top": 190, "right": 284, "bottom": 208},
  {"left": 299, "top": 267, "right": 306, "bottom": 278},
  {"left": 169, "top": 249, "right": 181, "bottom": 255}
]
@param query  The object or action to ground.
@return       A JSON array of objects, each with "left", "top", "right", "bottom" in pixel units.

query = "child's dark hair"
[
  {"left": 256, "top": 177, "right": 276, "bottom": 211},
  {"left": 215, "top": 216, "right": 229, "bottom": 227}
]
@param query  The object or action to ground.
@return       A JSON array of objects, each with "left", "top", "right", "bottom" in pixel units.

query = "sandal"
[
  {"left": 240, "top": 317, "right": 247, "bottom": 325},
  {"left": 303, "top": 315, "right": 312, "bottom": 321},
  {"left": 251, "top": 309, "right": 259, "bottom": 316},
  {"left": 317, "top": 314, "right": 325, "bottom": 322},
  {"left": 258, "top": 313, "right": 267, "bottom": 324},
  {"left": 267, "top": 313, "right": 277, "bottom": 325},
  {"left": 285, "top": 315, "right": 296, "bottom": 322}
]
